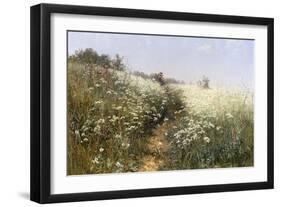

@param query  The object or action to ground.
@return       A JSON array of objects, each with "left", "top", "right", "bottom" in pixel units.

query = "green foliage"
[
  {"left": 112, "top": 54, "right": 126, "bottom": 71},
  {"left": 67, "top": 48, "right": 253, "bottom": 174},
  {"left": 67, "top": 61, "right": 184, "bottom": 174},
  {"left": 69, "top": 48, "right": 124, "bottom": 71},
  {"left": 70, "top": 48, "right": 99, "bottom": 65}
]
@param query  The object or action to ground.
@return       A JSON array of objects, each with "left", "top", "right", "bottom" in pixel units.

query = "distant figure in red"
[{"left": 155, "top": 72, "right": 165, "bottom": 86}]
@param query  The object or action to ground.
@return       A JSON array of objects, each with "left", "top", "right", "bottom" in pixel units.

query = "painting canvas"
[{"left": 67, "top": 31, "right": 254, "bottom": 175}]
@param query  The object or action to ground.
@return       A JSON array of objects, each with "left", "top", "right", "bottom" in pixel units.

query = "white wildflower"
[
  {"left": 209, "top": 122, "right": 215, "bottom": 128},
  {"left": 203, "top": 137, "right": 210, "bottom": 143},
  {"left": 115, "top": 106, "right": 123, "bottom": 110},
  {"left": 97, "top": 119, "right": 105, "bottom": 124},
  {"left": 74, "top": 130, "right": 80, "bottom": 140},
  {"left": 121, "top": 142, "right": 130, "bottom": 149},
  {"left": 92, "top": 157, "right": 99, "bottom": 164},
  {"left": 115, "top": 134, "right": 122, "bottom": 139},
  {"left": 115, "top": 161, "right": 123, "bottom": 168},
  {"left": 94, "top": 125, "right": 101, "bottom": 134},
  {"left": 226, "top": 113, "right": 234, "bottom": 119},
  {"left": 95, "top": 100, "right": 103, "bottom": 105}
]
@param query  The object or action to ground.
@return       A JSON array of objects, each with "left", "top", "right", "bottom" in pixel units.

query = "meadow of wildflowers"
[
  {"left": 67, "top": 49, "right": 254, "bottom": 175},
  {"left": 163, "top": 85, "right": 254, "bottom": 170},
  {"left": 67, "top": 55, "right": 184, "bottom": 174}
]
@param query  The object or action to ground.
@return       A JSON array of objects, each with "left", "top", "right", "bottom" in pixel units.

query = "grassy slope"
[
  {"left": 67, "top": 61, "right": 254, "bottom": 174},
  {"left": 67, "top": 62, "right": 183, "bottom": 175}
]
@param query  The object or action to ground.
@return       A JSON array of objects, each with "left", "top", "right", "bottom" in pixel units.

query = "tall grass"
[
  {"left": 67, "top": 49, "right": 254, "bottom": 174},
  {"left": 163, "top": 85, "right": 254, "bottom": 170},
  {"left": 67, "top": 62, "right": 184, "bottom": 174}
]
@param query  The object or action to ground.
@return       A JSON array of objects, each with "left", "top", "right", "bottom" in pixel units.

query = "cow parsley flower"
[
  {"left": 226, "top": 113, "right": 234, "bottom": 119},
  {"left": 115, "top": 161, "right": 123, "bottom": 168},
  {"left": 203, "top": 137, "right": 210, "bottom": 143}
]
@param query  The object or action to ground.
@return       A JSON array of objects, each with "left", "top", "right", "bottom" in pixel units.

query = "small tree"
[
  {"left": 198, "top": 76, "right": 210, "bottom": 89},
  {"left": 74, "top": 48, "right": 98, "bottom": 65},
  {"left": 97, "top": 54, "right": 111, "bottom": 69}
]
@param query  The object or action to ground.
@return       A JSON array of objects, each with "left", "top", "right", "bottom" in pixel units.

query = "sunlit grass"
[
  {"left": 67, "top": 56, "right": 254, "bottom": 174},
  {"left": 163, "top": 85, "right": 254, "bottom": 170},
  {"left": 67, "top": 62, "right": 184, "bottom": 175}
]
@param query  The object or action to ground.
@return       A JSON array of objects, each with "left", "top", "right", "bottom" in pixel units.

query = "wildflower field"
[
  {"left": 164, "top": 85, "right": 254, "bottom": 170},
  {"left": 67, "top": 49, "right": 254, "bottom": 175}
]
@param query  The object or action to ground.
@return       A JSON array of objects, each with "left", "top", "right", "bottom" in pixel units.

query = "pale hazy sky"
[{"left": 68, "top": 31, "right": 254, "bottom": 88}]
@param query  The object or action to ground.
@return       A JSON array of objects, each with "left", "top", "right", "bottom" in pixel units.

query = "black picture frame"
[{"left": 30, "top": 3, "right": 274, "bottom": 204}]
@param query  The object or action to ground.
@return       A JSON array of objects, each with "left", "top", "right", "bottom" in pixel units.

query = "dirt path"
[{"left": 139, "top": 120, "right": 174, "bottom": 172}]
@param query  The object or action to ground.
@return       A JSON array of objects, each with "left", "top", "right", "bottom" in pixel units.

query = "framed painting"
[{"left": 30, "top": 3, "right": 274, "bottom": 203}]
